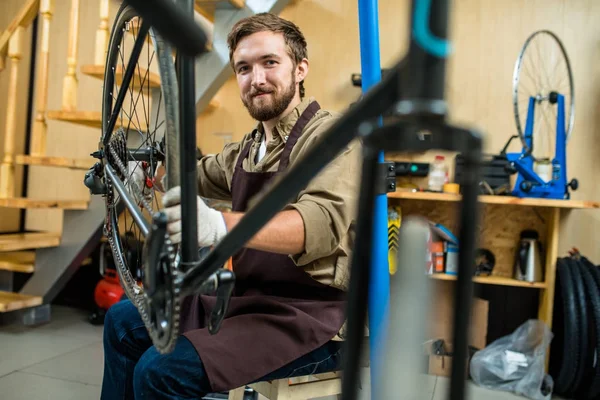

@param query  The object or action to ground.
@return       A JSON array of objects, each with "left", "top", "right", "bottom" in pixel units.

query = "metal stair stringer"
[
  {"left": 194, "top": 0, "right": 292, "bottom": 114},
  {"left": 19, "top": 195, "right": 105, "bottom": 305}
]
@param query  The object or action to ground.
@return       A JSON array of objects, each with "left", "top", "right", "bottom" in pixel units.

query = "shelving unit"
[{"left": 387, "top": 190, "right": 600, "bottom": 330}]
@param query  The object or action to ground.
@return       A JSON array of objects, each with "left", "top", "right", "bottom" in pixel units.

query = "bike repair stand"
[{"left": 504, "top": 92, "right": 577, "bottom": 199}]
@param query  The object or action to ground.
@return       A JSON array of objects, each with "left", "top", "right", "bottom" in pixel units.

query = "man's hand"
[{"left": 162, "top": 186, "right": 227, "bottom": 247}]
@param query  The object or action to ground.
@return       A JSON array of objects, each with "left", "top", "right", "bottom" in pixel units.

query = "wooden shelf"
[
  {"left": 0, "top": 198, "right": 88, "bottom": 210},
  {"left": 388, "top": 191, "right": 600, "bottom": 210},
  {"left": 0, "top": 252, "right": 35, "bottom": 273},
  {"left": 47, "top": 110, "right": 149, "bottom": 132},
  {"left": 429, "top": 273, "right": 547, "bottom": 289},
  {"left": 14, "top": 155, "right": 91, "bottom": 170},
  {"left": 0, "top": 232, "right": 61, "bottom": 251},
  {"left": 0, "top": 291, "right": 42, "bottom": 312},
  {"left": 81, "top": 64, "right": 161, "bottom": 88}
]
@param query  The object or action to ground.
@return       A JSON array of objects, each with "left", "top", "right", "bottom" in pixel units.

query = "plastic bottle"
[{"left": 428, "top": 155, "right": 448, "bottom": 192}]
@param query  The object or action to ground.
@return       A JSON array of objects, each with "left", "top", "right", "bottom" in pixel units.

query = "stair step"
[
  {"left": 0, "top": 232, "right": 61, "bottom": 252},
  {"left": 14, "top": 155, "right": 92, "bottom": 170},
  {"left": 0, "top": 291, "right": 43, "bottom": 312},
  {"left": 0, "top": 252, "right": 35, "bottom": 273},
  {"left": 46, "top": 110, "right": 149, "bottom": 132},
  {"left": 81, "top": 64, "right": 161, "bottom": 88},
  {"left": 195, "top": 0, "right": 244, "bottom": 21},
  {"left": 0, "top": 198, "right": 88, "bottom": 210}
]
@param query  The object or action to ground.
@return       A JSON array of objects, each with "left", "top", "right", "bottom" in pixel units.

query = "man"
[{"left": 102, "top": 12, "right": 361, "bottom": 399}]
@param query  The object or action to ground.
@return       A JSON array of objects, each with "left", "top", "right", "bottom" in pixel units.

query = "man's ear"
[{"left": 296, "top": 58, "right": 309, "bottom": 84}]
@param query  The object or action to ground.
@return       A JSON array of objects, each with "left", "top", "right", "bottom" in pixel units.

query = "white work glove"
[
  {"left": 127, "top": 161, "right": 153, "bottom": 204},
  {"left": 162, "top": 186, "right": 228, "bottom": 247}
]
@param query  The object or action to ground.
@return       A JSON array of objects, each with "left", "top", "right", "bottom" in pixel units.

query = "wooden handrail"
[{"left": 0, "top": 0, "right": 39, "bottom": 72}]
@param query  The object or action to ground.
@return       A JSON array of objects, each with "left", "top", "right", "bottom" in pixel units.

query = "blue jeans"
[{"left": 101, "top": 299, "right": 343, "bottom": 399}]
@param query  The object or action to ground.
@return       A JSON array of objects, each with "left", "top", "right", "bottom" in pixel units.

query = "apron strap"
[
  {"left": 277, "top": 101, "right": 321, "bottom": 172},
  {"left": 235, "top": 134, "right": 256, "bottom": 169}
]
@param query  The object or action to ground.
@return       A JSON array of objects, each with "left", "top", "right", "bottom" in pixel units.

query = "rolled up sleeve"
[{"left": 286, "top": 131, "right": 362, "bottom": 266}]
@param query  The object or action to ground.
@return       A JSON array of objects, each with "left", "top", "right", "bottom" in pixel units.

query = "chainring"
[{"left": 103, "top": 128, "right": 182, "bottom": 354}]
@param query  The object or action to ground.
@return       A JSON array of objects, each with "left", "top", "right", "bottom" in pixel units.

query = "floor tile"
[
  {"left": 2, "top": 305, "right": 103, "bottom": 341},
  {"left": 433, "top": 376, "right": 528, "bottom": 400},
  {"left": 0, "top": 371, "right": 100, "bottom": 400},
  {"left": 0, "top": 328, "right": 100, "bottom": 377},
  {"left": 22, "top": 341, "right": 104, "bottom": 386}
]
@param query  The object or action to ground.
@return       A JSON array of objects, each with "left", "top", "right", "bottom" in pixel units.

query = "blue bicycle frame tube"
[{"left": 358, "top": 1, "right": 389, "bottom": 399}]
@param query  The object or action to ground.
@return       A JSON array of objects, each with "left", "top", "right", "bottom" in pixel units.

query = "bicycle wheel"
[
  {"left": 512, "top": 30, "right": 574, "bottom": 162},
  {"left": 101, "top": 2, "right": 181, "bottom": 353}
]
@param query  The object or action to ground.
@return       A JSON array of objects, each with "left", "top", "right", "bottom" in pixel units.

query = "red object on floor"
[{"left": 94, "top": 268, "right": 124, "bottom": 310}]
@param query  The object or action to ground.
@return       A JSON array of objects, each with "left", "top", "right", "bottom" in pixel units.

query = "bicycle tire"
[
  {"left": 567, "top": 257, "right": 589, "bottom": 396},
  {"left": 550, "top": 258, "right": 579, "bottom": 395},
  {"left": 102, "top": 2, "right": 179, "bottom": 287},
  {"left": 578, "top": 259, "right": 600, "bottom": 400},
  {"left": 100, "top": 2, "right": 181, "bottom": 353}
]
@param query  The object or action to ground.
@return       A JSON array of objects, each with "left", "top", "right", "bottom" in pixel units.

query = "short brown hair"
[{"left": 227, "top": 13, "right": 307, "bottom": 99}]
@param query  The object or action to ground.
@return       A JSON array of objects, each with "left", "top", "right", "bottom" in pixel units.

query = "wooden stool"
[{"left": 228, "top": 372, "right": 342, "bottom": 400}]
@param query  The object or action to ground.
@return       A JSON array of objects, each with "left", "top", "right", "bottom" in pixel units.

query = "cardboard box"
[{"left": 425, "top": 281, "right": 489, "bottom": 377}]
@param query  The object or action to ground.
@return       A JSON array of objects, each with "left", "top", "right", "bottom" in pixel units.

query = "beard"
[{"left": 242, "top": 75, "right": 296, "bottom": 122}]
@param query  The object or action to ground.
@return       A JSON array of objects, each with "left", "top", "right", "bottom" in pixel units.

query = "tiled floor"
[{"left": 0, "top": 305, "right": 542, "bottom": 399}]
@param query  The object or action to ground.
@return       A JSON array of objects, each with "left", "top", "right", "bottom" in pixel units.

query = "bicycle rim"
[{"left": 512, "top": 30, "right": 574, "bottom": 161}]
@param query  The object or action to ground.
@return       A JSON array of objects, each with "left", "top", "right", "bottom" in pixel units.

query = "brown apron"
[{"left": 179, "top": 101, "right": 347, "bottom": 392}]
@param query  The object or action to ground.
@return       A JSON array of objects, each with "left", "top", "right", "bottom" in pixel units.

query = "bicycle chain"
[{"left": 104, "top": 128, "right": 182, "bottom": 354}]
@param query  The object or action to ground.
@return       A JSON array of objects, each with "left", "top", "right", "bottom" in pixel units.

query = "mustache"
[{"left": 249, "top": 88, "right": 274, "bottom": 97}]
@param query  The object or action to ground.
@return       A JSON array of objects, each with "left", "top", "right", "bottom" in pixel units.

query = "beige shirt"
[{"left": 197, "top": 97, "right": 361, "bottom": 292}]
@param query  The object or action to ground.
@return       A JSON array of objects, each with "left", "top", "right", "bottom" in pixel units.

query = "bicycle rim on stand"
[
  {"left": 512, "top": 30, "right": 574, "bottom": 165},
  {"left": 100, "top": 3, "right": 181, "bottom": 354}
]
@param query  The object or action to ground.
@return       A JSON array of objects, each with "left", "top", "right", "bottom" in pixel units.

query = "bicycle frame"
[{"left": 118, "top": 0, "right": 483, "bottom": 399}]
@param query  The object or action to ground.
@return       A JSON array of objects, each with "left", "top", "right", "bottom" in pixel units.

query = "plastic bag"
[{"left": 470, "top": 319, "right": 554, "bottom": 400}]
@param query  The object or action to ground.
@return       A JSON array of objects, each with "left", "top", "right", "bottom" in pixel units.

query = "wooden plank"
[
  {"left": 429, "top": 273, "right": 547, "bottom": 289},
  {"left": 14, "top": 155, "right": 92, "bottom": 170},
  {"left": 46, "top": 110, "right": 149, "bottom": 132},
  {"left": 0, "top": 0, "right": 39, "bottom": 56},
  {"left": 288, "top": 378, "right": 341, "bottom": 400},
  {"left": 81, "top": 64, "right": 161, "bottom": 88},
  {"left": 0, "top": 198, "right": 88, "bottom": 210},
  {"left": 387, "top": 191, "right": 600, "bottom": 210},
  {"left": 0, "top": 251, "right": 35, "bottom": 273},
  {"left": 0, "top": 232, "right": 60, "bottom": 251},
  {"left": 0, "top": 291, "right": 42, "bottom": 312}
]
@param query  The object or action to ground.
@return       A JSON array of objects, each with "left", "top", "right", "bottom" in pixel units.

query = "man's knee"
[
  {"left": 133, "top": 349, "right": 164, "bottom": 396},
  {"left": 133, "top": 338, "right": 212, "bottom": 398},
  {"left": 103, "top": 299, "right": 142, "bottom": 350}
]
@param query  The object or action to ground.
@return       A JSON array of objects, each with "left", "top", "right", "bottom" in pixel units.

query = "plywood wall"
[
  {"left": 196, "top": 0, "right": 600, "bottom": 261},
  {"left": 0, "top": 4, "right": 34, "bottom": 232}
]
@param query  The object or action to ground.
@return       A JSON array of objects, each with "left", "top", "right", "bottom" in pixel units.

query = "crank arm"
[
  {"left": 208, "top": 268, "right": 235, "bottom": 335},
  {"left": 143, "top": 211, "right": 169, "bottom": 298}
]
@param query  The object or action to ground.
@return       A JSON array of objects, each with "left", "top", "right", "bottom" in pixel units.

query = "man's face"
[{"left": 233, "top": 31, "right": 300, "bottom": 122}]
